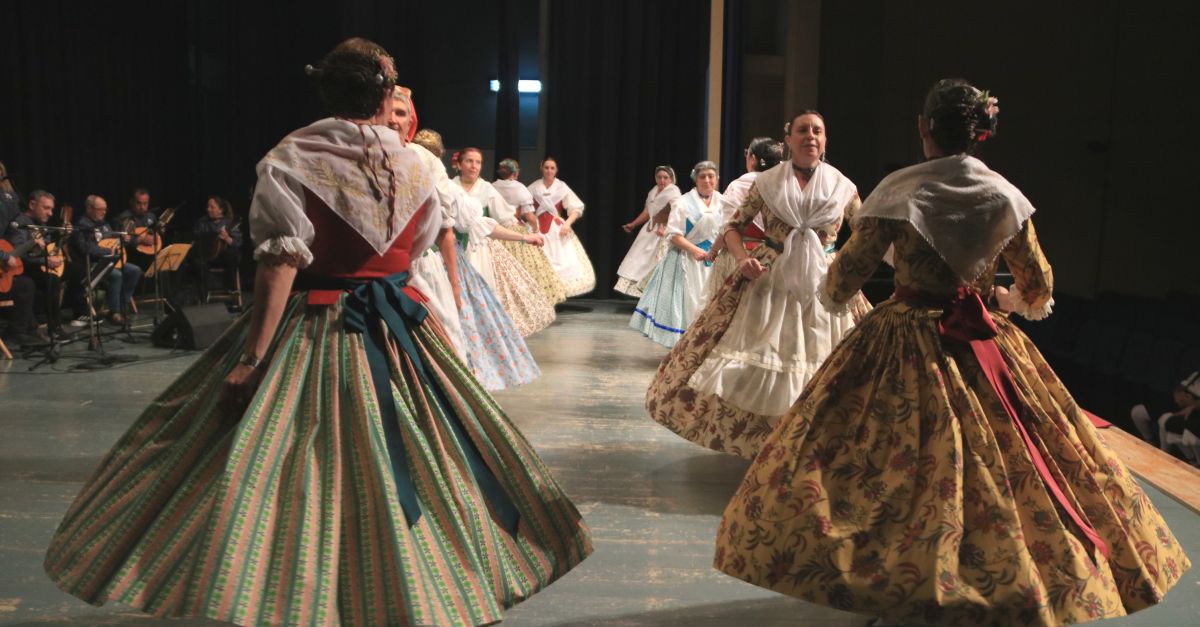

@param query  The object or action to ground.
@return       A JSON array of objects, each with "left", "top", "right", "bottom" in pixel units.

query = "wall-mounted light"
[{"left": 489, "top": 79, "right": 542, "bottom": 93}]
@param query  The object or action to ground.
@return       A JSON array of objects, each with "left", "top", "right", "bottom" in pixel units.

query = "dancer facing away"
[
  {"left": 715, "top": 79, "right": 1188, "bottom": 627},
  {"left": 647, "top": 113, "right": 862, "bottom": 458},
  {"left": 630, "top": 160, "right": 723, "bottom": 348},
  {"left": 614, "top": 165, "right": 683, "bottom": 297},
  {"left": 527, "top": 157, "right": 596, "bottom": 296},
  {"left": 493, "top": 158, "right": 568, "bottom": 306},
  {"left": 43, "top": 38, "right": 590, "bottom": 627},
  {"left": 702, "top": 137, "right": 783, "bottom": 301}
]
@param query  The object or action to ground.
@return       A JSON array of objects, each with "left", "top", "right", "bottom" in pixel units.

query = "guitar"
[
  {"left": 208, "top": 217, "right": 242, "bottom": 261},
  {"left": 132, "top": 206, "right": 177, "bottom": 256},
  {"left": 96, "top": 233, "right": 127, "bottom": 269},
  {"left": 0, "top": 238, "right": 40, "bottom": 292},
  {"left": 46, "top": 204, "right": 73, "bottom": 276}
]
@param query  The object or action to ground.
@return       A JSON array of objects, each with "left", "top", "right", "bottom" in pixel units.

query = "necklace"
[{"left": 791, "top": 162, "right": 817, "bottom": 178}]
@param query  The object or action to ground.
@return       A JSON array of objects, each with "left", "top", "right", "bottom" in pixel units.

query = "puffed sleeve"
[
  {"left": 664, "top": 197, "right": 689, "bottom": 238},
  {"left": 718, "top": 177, "right": 753, "bottom": 223},
  {"left": 408, "top": 187, "right": 444, "bottom": 260},
  {"left": 1000, "top": 218, "right": 1054, "bottom": 320},
  {"left": 721, "top": 183, "right": 766, "bottom": 238},
  {"left": 561, "top": 184, "right": 585, "bottom": 216},
  {"left": 818, "top": 217, "right": 897, "bottom": 313},
  {"left": 249, "top": 163, "right": 315, "bottom": 268}
]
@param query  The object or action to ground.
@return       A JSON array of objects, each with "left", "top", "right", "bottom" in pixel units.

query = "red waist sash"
[
  {"left": 537, "top": 211, "right": 563, "bottom": 235},
  {"left": 894, "top": 285, "right": 1109, "bottom": 559}
]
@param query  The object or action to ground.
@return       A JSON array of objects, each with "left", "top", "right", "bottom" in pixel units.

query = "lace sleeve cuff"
[
  {"left": 254, "top": 235, "right": 313, "bottom": 268},
  {"left": 816, "top": 273, "right": 852, "bottom": 315},
  {"left": 1007, "top": 284, "right": 1054, "bottom": 321}
]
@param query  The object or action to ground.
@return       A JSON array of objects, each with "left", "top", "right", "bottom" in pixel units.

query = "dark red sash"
[
  {"left": 537, "top": 211, "right": 563, "bottom": 234},
  {"left": 895, "top": 285, "right": 1109, "bottom": 559}
]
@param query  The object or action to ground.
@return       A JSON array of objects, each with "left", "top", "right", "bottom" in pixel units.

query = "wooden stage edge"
[{"left": 1099, "top": 426, "right": 1200, "bottom": 515}]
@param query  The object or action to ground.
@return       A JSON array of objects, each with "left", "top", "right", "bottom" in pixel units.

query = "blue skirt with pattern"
[{"left": 454, "top": 243, "right": 541, "bottom": 390}]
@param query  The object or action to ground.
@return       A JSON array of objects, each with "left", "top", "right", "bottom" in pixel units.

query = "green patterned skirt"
[{"left": 44, "top": 292, "right": 592, "bottom": 626}]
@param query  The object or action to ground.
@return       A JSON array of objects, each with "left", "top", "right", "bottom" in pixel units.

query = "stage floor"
[{"left": 1, "top": 302, "right": 1197, "bottom": 626}]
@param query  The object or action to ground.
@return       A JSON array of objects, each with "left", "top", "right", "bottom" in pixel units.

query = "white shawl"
[
  {"left": 856, "top": 155, "right": 1035, "bottom": 283},
  {"left": 492, "top": 179, "right": 536, "bottom": 220},
  {"left": 450, "top": 176, "right": 500, "bottom": 246},
  {"left": 643, "top": 184, "right": 681, "bottom": 230},
  {"left": 252, "top": 118, "right": 436, "bottom": 258},
  {"left": 528, "top": 178, "right": 585, "bottom": 216},
  {"left": 755, "top": 161, "right": 856, "bottom": 301}
]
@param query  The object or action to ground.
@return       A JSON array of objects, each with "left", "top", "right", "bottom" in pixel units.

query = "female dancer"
[
  {"left": 413, "top": 136, "right": 545, "bottom": 390},
  {"left": 389, "top": 87, "right": 467, "bottom": 357},
  {"left": 715, "top": 79, "right": 1188, "bottom": 627},
  {"left": 43, "top": 39, "right": 591, "bottom": 627},
  {"left": 452, "top": 148, "right": 555, "bottom": 336},
  {"left": 703, "top": 137, "right": 782, "bottom": 300},
  {"left": 527, "top": 158, "right": 596, "bottom": 296},
  {"left": 614, "top": 165, "right": 682, "bottom": 297},
  {"left": 646, "top": 113, "right": 861, "bottom": 458},
  {"left": 492, "top": 158, "right": 568, "bottom": 306},
  {"left": 630, "top": 161, "right": 723, "bottom": 348}
]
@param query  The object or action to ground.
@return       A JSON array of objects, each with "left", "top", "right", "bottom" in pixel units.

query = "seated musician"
[
  {"left": 74, "top": 194, "right": 142, "bottom": 324},
  {"left": 112, "top": 187, "right": 159, "bottom": 271},
  {"left": 0, "top": 231, "right": 40, "bottom": 347},
  {"left": 0, "top": 161, "right": 20, "bottom": 225},
  {"left": 3, "top": 190, "right": 65, "bottom": 336},
  {"left": 192, "top": 195, "right": 242, "bottom": 291}
]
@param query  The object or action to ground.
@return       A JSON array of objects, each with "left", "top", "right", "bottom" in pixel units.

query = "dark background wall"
[
  {"left": 545, "top": 0, "right": 711, "bottom": 298},
  {"left": 2, "top": 0, "right": 1195, "bottom": 300},
  {"left": 816, "top": 0, "right": 1200, "bottom": 299},
  {"left": 0, "top": 0, "right": 539, "bottom": 223}
]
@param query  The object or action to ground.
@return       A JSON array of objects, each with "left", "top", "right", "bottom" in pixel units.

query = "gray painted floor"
[{"left": 1, "top": 302, "right": 1197, "bottom": 626}]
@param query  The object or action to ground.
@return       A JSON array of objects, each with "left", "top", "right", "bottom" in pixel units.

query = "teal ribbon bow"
[{"left": 301, "top": 271, "right": 520, "bottom": 533}]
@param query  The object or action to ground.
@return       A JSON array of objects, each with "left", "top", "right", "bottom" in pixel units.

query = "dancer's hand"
[
  {"left": 523, "top": 233, "right": 546, "bottom": 247},
  {"left": 453, "top": 286, "right": 464, "bottom": 310},
  {"left": 738, "top": 257, "right": 768, "bottom": 280},
  {"left": 219, "top": 361, "right": 265, "bottom": 418},
  {"left": 655, "top": 226, "right": 666, "bottom": 237},
  {"left": 559, "top": 222, "right": 573, "bottom": 236},
  {"left": 4, "top": 256, "right": 17, "bottom": 269},
  {"left": 705, "top": 249, "right": 718, "bottom": 263},
  {"left": 692, "top": 249, "right": 708, "bottom": 261},
  {"left": 993, "top": 285, "right": 1015, "bottom": 311},
  {"left": 622, "top": 222, "right": 635, "bottom": 233}
]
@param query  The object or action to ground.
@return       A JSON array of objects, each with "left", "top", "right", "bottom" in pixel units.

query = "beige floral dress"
[
  {"left": 714, "top": 217, "right": 1190, "bottom": 626},
  {"left": 646, "top": 184, "right": 867, "bottom": 459}
]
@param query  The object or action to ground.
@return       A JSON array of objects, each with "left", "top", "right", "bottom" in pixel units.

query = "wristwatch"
[{"left": 239, "top": 353, "right": 264, "bottom": 369}]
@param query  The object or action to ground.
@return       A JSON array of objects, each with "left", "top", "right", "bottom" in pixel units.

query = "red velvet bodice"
[{"left": 301, "top": 189, "right": 429, "bottom": 305}]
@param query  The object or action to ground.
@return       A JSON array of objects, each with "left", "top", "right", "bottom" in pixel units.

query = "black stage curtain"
[
  {"left": 544, "top": 0, "right": 711, "bottom": 299},
  {"left": 0, "top": 0, "right": 469, "bottom": 227},
  {"left": 717, "top": 0, "right": 745, "bottom": 186},
  {"left": 494, "top": 0, "right": 522, "bottom": 160}
]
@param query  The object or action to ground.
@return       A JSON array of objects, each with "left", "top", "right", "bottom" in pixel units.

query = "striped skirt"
[{"left": 43, "top": 294, "right": 592, "bottom": 627}]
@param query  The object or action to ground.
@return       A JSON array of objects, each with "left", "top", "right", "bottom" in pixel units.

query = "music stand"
[{"left": 146, "top": 243, "right": 191, "bottom": 278}]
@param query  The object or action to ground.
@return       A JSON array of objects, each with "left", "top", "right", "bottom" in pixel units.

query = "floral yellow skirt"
[
  {"left": 714, "top": 300, "right": 1190, "bottom": 627},
  {"left": 497, "top": 223, "right": 567, "bottom": 306}
]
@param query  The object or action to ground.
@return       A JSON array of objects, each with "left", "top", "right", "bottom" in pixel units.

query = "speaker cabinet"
[{"left": 151, "top": 302, "right": 233, "bottom": 350}]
